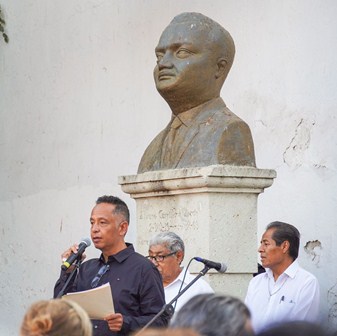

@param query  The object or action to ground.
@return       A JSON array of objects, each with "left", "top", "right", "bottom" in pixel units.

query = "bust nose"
[{"left": 157, "top": 51, "right": 173, "bottom": 69}]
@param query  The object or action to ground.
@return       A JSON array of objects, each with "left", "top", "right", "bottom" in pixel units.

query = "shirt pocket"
[{"left": 276, "top": 298, "right": 296, "bottom": 319}]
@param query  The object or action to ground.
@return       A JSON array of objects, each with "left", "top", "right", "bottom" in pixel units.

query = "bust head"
[{"left": 154, "top": 12, "right": 235, "bottom": 114}]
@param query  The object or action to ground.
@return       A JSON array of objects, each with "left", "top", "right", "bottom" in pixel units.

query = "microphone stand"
[
  {"left": 55, "top": 257, "right": 82, "bottom": 298},
  {"left": 135, "top": 265, "right": 211, "bottom": 336}
]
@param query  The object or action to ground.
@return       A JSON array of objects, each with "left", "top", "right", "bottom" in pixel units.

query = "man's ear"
[
  {"left": 281, "top": 240, "right": 290, "bottom": 254},
  {"left": 176, "top": 250, "right": 184, "bottom": 264},
  {"left": 215, "top": 58, "right": 228, "bottom": 78},
  {"left": 119, "top": 221, "right": 128, "bottom": 236}
]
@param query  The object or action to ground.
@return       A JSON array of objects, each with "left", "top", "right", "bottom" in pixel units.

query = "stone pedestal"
[{"left": 119, "top": 165, "right": 276, "bottom": 299}]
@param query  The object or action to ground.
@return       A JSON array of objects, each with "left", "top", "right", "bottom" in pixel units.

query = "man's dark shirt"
[{"left": 54, "top": 243, "right": 168, "bottom": 336}]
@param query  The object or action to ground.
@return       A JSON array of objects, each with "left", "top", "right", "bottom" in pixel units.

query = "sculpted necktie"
[{"left": 161, "top": 116, "right": 183, "bottom": 168}]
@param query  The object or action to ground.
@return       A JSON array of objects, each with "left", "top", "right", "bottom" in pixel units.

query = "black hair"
[
  {"left": 257, "top": 321, "right": 328, "bottom": 336},
  {"left": 96, "top": 195, "right": 130, "bottom": 223},
  {"left": 266, "top": 221, "right": 300, "bottom": 260}
]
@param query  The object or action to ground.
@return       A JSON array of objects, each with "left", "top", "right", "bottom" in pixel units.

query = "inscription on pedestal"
[{"left": 139, "top": 207, "right": 200, "bottom": 233}]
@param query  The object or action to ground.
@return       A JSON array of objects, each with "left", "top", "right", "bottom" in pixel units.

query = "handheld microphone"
[
  {"left": 194, "top": 257, "right": 227, "bottom": 273},
  {"left": 61, "top": 238, "right": 91, "bottom": 271}
]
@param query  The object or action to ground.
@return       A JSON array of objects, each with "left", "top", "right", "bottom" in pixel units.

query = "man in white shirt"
[
  {"left": 245, "top": 221, "right": 320, "bottom": 333},
  {"left": 148, "top": 232, "right": 214, "bottom": 314}
]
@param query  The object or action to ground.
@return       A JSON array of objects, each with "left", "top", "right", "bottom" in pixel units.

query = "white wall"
[{"left": 1, "top": 1, "right": 336, "bottom": 334}]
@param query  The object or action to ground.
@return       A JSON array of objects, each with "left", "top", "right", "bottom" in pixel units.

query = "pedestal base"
[{"left": 119, "top": 165, "right": 276, "bottom": 298}]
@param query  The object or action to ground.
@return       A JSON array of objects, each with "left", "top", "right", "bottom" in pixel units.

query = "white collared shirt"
[
  {"left": 245, "top": 260, "right": 320, "bottom": 333},
  {"left": 164, "top": 266, "right": 214, "bottom": 314}
]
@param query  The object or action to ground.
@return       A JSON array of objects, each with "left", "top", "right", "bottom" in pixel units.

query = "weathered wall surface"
[{"left": 1, "top": 1, "right": 336, "bottom": 334}]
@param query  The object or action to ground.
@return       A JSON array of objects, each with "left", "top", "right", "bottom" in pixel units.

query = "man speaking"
[{"left": 54, "top": 196, "right": 169, "bottom": 335}]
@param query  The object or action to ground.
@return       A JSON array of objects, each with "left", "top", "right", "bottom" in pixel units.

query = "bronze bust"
[{"left": 138, "top": 12, "right": 256, "bottom": 173}]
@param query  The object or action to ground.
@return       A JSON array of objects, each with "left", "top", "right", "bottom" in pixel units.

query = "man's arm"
[
  {"left": 53, "top": 244, "right": 82, "bottom": 298},
  {"left": 119, "top": 265, "right": 169, "bottom": 334},
  {"left": 53, "top": 269, "right": 78, "bottom": 298}
]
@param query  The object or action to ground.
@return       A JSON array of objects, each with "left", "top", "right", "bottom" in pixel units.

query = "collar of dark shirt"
[
  {"left": 172, "top": 97, "right": 225, "bottom": 128},
  {"left": 98, "top": 242, "right": 135, "bottom": 264}
]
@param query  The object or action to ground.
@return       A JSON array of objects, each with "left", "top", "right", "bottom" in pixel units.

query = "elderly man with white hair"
[{"left": 147, "top": 232, "right": 214, "bottom": 314}]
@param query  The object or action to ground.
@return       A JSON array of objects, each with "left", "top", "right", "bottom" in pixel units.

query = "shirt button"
[{"left": 94, "top": 325, "right": 98, "bottom": 329}]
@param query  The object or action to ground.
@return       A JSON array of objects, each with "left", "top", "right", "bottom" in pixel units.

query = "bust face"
[{"left": 153, "top": 21, "right": 219, "bottom": 106}]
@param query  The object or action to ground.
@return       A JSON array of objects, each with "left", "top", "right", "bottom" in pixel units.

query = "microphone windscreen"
[{"left": 81, "top": 238, "right": 91, "bottom": 247}]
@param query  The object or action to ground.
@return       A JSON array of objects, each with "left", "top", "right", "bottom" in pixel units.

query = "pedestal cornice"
[{"left": 119, "top": 165, "right": 276, "bottom": 197}]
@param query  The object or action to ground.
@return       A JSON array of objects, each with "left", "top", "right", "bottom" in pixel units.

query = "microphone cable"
[{"left": 173, "top": 257, "right": 194, "bottom": 311}]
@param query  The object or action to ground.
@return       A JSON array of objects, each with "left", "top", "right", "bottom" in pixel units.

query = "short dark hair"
[
  {"left": 96, "top": 195, "right": 130, "bottom": 223},
  {"left": 257, "top": 321, "right": 327, "bottom": 336},
  {"left": 266, "top": 221, "right": 300, "bottom": 260},
  {"left": 171, "top": 294, "right": 252, "bottom": 336}
]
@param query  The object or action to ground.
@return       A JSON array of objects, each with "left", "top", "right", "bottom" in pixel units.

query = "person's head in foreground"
[
  {"left": 20, "top": 299, "right": 92, "bottom": 336},
  {"left": 133, "top": 327, "right": 200, "bottom": 336},
  {"left": 257, "top": 321, "right": 328, "bottom": 336},
  {"left": 170, "top": 293, "right": 253, "bottom": 336}
]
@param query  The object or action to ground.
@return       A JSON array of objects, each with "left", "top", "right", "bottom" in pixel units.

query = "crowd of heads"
[
  {"left": 135, "top": 293, "right": 328, "bottom": 336},
  {"left": 20, "top": 295, "right": 329, "bottom": 336}
]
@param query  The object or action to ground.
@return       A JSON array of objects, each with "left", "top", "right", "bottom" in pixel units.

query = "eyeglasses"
[
  {"left": 146, "top": 252, "right": 176, "bottom": 263},
  {"left": 91, "top": 264, "right": 110, "bottom": 288}
]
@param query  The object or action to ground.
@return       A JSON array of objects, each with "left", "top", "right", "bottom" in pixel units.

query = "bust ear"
[{"left": 215, "top": 58, "right": 228, "bottom": 78}]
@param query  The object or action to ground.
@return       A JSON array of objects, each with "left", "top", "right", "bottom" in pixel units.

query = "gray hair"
[
  {"left": 171, "top": 293, "right": 252, "bottom": 336},
  {"left": 149, "top": 232, "right": 185, "bottom": 254}
]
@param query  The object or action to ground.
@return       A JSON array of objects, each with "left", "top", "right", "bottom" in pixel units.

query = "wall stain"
[
  {"left": 304, "top": 240, "right": 321, "bottom": 264},
  {"left": 283, "top": 118, "right": 313, "bottom": 168},
  {"left": 328, "top": 283, "right": 337, "bottom": 328}
]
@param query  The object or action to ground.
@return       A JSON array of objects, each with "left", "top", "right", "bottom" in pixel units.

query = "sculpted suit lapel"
[
  {"left": 170, "top": 99, "right": 220, "bottom": 168},
  {"left": 169, "top": 118, "right": 200, "bottom": 169}
]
